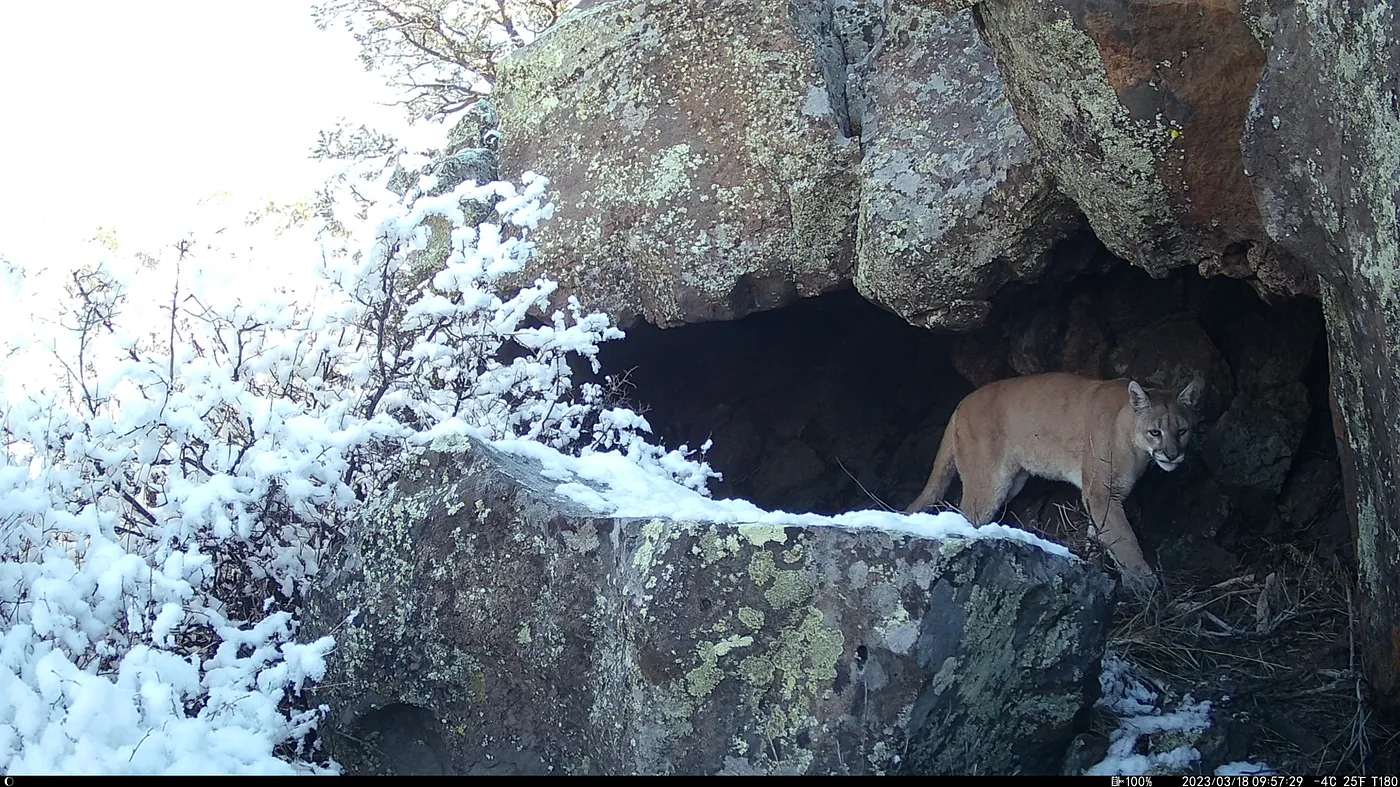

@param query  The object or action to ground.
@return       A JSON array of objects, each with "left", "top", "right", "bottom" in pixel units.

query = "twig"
[
  {"left": 129, "top": 728, "right": 154, "bottom": 762},
  {"left": 833, "top": 456, "right": 894, "bottom": 512},
  {"left": 1347, "top": 584, "right": 1370, "bottom": 773},
  {"left": 334, "top": 728, "right": 391, "bottom": 764},
  {"left": 1199, "top": 608, "right": 1298, "bottom": 640},
  {"left": 1271, "top": 674, "right": 1353, "bottom": 700}
]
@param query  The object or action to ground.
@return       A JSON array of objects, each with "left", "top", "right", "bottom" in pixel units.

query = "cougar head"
[{"left": 1129, "top": 378, "right": 1202, "bottom": 472}]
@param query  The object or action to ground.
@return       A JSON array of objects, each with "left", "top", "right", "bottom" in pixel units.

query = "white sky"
[{"left": 0, "top": 0, "right": 409, "bottom": 266}]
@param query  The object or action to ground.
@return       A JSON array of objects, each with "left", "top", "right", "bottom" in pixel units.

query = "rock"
[
  {"left": 886, "top": 423, "right": 948, "bottom": 506},
  {"left": 1132, "top": 470, "right": 1238, "bottom": 580},
  {"left": 1106, "top": 313, "right": 1233, "bottom": 419},
  {"left": 1149, "top": 707, "right": 1250, "bottom": 776},
  {"left": 307, "top": 434, "right": 1114, "bottom": 775},
  {"left": 1006, "top": 307, "right": 1071, "bottom": 378},
  {"left": 495, "top": 1, "right": 1080, "bottom": 330},
  {"left": 386, "top": 164, "right": 419, "bottom": 198},
  {"left": 338, "top": 704, "right": 457, "bottom": 776},
  {"left": 1061, "top": 731, "right": 1109, "bottom": 776},
  {"left": 1277, "top": 456, "right": 1341, "bottom": 529},
  {"left": 446, "top": 99, "right": 501, "bottom": 155},
  {"left": 1216, "top": 302, "right": 1321, "bottom": 394},
  {"left": 1058, "top": 293, "right": 1112, "bottom": 379},
  {"left": 951, "top": 329, "right": 1015, "bottom": 388},
  {"left": 480, "top": 0, "right": 1400, "bottom": 715},
  {"left": 749, "top": 438, "right": 828, "bottom": 509},
  {"left": 428, "top": 148, "right": 498, "bottom": 196},
  {"left": 428, "top": 148, "right": 500, "bottom": 227},
  {"left": 1097, "top": 268, "right": 1190, "bottom": 338},
  {"left": 1001, "top": 291, "right": 1111, "bottom": 379},
  {"left": 851, "top": 4, "right": 1076, "bottom": 329},
  {"left": 495, "top": 0, "right": 861, "bottom": 327},
  {"left": 975, "top": 0, "right": 1307, "bottom": 300},
  {"left": 1241, "top": 0, "right": 1400, "bottom": 705},
  {"left": 1205, "top": 384, "right": 1310, "bottom": 495}
]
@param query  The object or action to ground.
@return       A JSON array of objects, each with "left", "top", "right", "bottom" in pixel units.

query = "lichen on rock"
[
  {"left": 1242, "top": 0, "right": 1400, "bottom": 708},
  {"left": 496, "top": 0, "right": 861, "bottom": 327},
  {"left": 306, "top": 434, "right": 1113, "bottom": 774}
]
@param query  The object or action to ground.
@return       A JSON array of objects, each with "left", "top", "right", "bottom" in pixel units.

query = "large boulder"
[
  {"left": 495, "top": 0, "right": 861, "bottom": 327},
  {"left": 307, "top": 435, "right": 1114, "bottom": 774},
  {"left": 487, "top": 0, "right": 1400, "bottom": 713},
  {"left": 495, "top": 0, "right": 1075, "bottom": 330},
  {"left": 1241, "top": 0, "right": 1400, "bottom": 708},
  {"left": 975, "top": 0, "right": 1313, "bottom": 300},
  {"left": 851, "top": 3, "right": 1076, "bottom": 329}
]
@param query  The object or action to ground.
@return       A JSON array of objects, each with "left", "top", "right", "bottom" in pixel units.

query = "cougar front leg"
[{"left": 1083, "top": 486, "right": 1155, "bottom": 583}]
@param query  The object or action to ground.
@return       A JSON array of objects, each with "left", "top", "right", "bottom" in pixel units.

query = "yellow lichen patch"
[
  {"left": 644, "top": 144, "right": 703, "bottom": 206},
  {"left": 769, "top": 608, "right": 845, "bottom": 701},
  {"left": 738, "top": 606, "right": 766, "bottom": 630},
  {"left": 562, "top": 522, "right": 601, "bottom": 554},
  {"left": 695, "top": 530, "right": 742, "bottom": 565},
  {"left": 713, "top": 634, "right": 755, "bottom": 657},
  {"left": 739, "top": 651, "right": 776, "bottom": 686},
  {"left": 685, "top": 634, "right": 756, "bottom": 697},
  {"left": 748, "top": 550, "right": 777, "bottom": 586},
  {"left": 764, "top": 569, "right": 815, "bottom": 609},
  {"left": 632, "top": 518, "right": 669, "bottom": 570},
  {"left": 760, "top": 706, "right": 790, "bottom": 740},
  {"left": 737, "top": 523, "right": 788, "bottom": 548}
]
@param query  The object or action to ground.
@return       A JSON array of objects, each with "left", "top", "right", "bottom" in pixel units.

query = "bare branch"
[{"left": 312, "top": 0, "right": 578, "bottom": 121}]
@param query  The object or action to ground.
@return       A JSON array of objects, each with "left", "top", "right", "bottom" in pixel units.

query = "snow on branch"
[{"left": 0, "top": 160, "right": 713, "bottom": 773}]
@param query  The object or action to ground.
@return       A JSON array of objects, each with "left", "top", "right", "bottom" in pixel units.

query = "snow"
[
  {"left": 0, "top": 151, "right": 747, "bottom": 774},
  {"left": 1085, "top": 653, "right": 1211, "bottom": 776},
  {"left": 1085, "top": 652, "right": 1274, "bottom": 777},
  {"left": 1216, "top": 761, "right": 1275, "bottom": 776},
  {"left": 472, "top": 428, "right": 1073, "bottom": 556}
]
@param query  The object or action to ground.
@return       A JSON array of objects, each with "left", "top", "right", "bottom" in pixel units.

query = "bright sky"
[{"left": 0, "top": 0, "right": 406, "bottom": 267}]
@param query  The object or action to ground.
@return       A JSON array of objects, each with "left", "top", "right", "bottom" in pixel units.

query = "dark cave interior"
[{"left": 597, "top": 231, "right": 1349, "bottom": 583}]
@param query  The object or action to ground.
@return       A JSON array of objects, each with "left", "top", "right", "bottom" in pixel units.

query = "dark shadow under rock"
[
  {"left": 337, "top": 702, "right": 456, "bottom": 776},
  {"left": 596, "top": 236, "right": 1342, "bottom": 586},
  {"left": 598, "top": 288, "right": 972, "bottom": 515}
]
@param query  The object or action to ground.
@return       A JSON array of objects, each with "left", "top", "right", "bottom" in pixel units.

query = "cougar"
[{"left": 906, "top": 372, "right": 1202, "bottom": 587}]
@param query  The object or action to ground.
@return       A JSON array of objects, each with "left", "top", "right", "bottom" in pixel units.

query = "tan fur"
[{"left": 906, "top": 372, "right": 1201, "bottom": 586}]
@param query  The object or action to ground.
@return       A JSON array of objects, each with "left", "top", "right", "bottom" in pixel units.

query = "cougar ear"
[
  {"left": 1128, "top": 381, "right": 1152, "bottom": 411},
  {"left": 1178, "top": 377, "right": 1203, "bottom": 409}
]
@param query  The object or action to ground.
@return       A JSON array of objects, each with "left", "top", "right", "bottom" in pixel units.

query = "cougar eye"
[
  {"left": 1148, "top": 429, "right": 1161, "bottom": 437},
  {"left": 1177, "top": 428, "right": 1188, "bottom": 437}
]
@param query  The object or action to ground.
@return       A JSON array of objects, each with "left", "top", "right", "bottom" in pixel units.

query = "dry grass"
[
  {"left": 1108, "top": 544, "right": 1399, "bottom": 776},
  {"left": 906, "top": 485, "right": 1398, "bottom": 776},
  {"left": 1009, "top": 492, "right": 1400, "bottom": 776}
]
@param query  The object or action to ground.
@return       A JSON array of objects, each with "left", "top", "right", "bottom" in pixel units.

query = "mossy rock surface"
[{"left": 307, "top": 434, "right": 1113, "bottom": 774}]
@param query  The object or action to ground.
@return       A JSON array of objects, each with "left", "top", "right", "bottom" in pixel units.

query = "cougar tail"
[{"left": 905, "top": 411, "right": 959, "bottom": 514}]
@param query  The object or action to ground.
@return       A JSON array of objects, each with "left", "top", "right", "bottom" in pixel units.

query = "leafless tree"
[{"left": 313, "top": 0, "right": 577, "bottom": 121}]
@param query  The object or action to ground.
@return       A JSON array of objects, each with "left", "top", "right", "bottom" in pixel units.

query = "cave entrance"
[
  {"left": 598, "top": 231, "right": 1346, "bottom": 582},
  {"left": 599, "top": 287, "right": 970, "bottom": 516}
]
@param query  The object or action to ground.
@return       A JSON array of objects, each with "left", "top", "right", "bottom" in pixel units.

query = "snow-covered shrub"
[
  {"left": 0, "top": 261, "right": 353, "bottom": 773},
  {"left": 320, "top": 159, "right": 716, "bottom": 489},
  {"left": 0, "top": 157, "right": 714, "bottom": 773}
]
